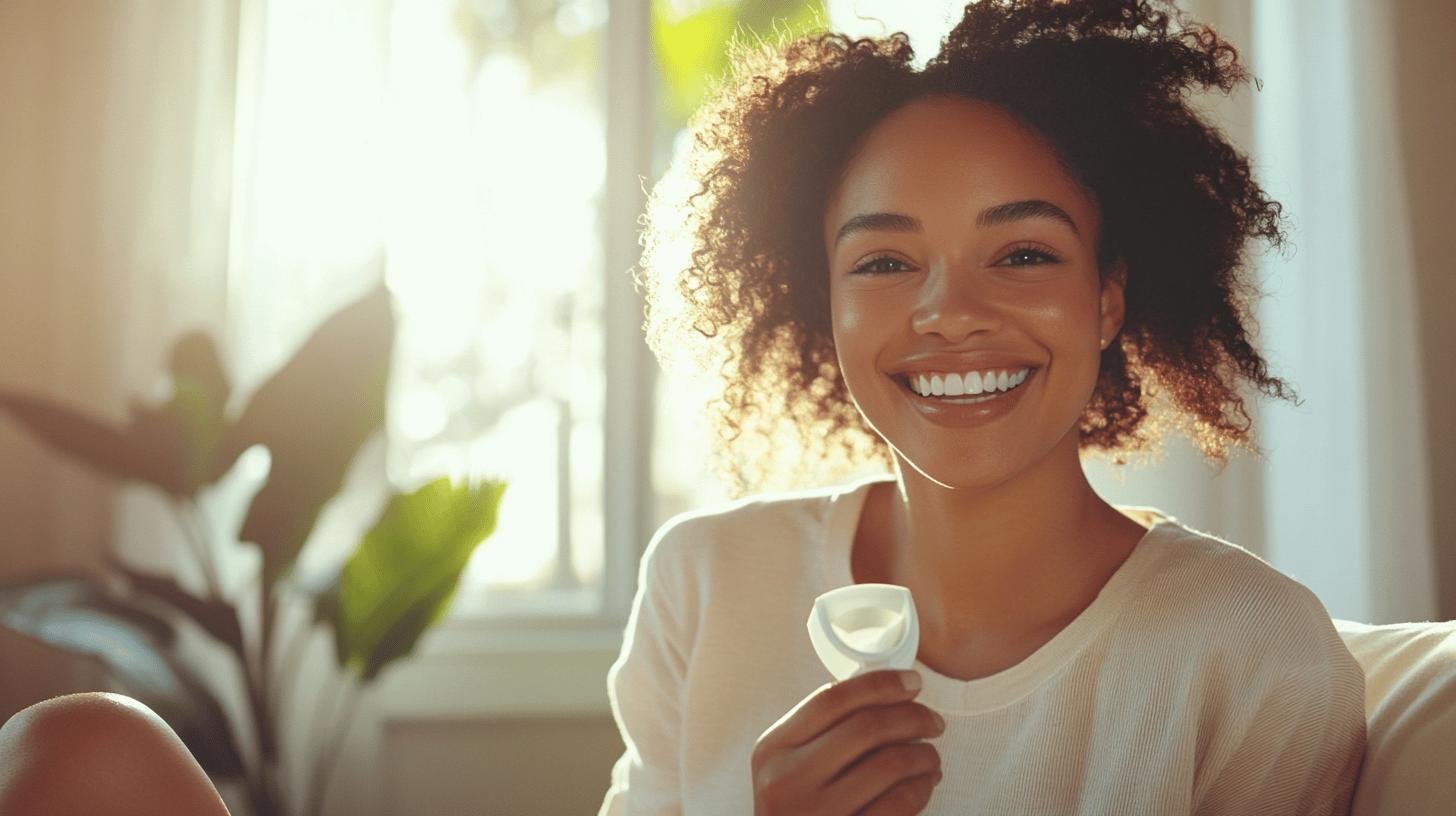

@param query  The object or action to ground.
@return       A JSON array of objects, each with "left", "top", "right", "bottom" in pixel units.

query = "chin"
[{"left": 891, "top": 443, "right": 1027, "bottom": 491}]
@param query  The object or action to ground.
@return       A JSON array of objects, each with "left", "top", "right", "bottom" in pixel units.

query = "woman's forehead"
[{"left": 824, "top": 95, "right": 1095, "bottom": 236}]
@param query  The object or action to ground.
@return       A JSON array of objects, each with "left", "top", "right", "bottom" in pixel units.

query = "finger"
[
  {"left": 762, "top": 670, "right": 923, "bottom": 750},
  {"left": 827, "top": 742, "right": 941, "bottom": 814},
  {"left": 827, "top": 743, "right": 937, "bottom": 810},
  {"left": 856, "top": 770, "right": 942, "bottom": 816},
  {"left": 794, "top": 701, "right": 944, "bottom": 789}
]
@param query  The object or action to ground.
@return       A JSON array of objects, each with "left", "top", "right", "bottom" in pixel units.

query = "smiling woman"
[
  {"left": 825, "top": 97, "right": 1121, "bottom": 474},
  {"left": 602, "top": 1, "right": 1368, "bottom": 815},
  {"left": 638, "top": 0, "right": 1300, "bottom": 500}
]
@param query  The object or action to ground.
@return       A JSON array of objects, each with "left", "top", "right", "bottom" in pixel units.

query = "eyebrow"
[{"left": 833, "top": 199, "right": 1080, "bottom": 246}]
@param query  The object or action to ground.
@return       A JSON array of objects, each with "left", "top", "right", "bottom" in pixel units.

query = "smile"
[
  {"left": 892, "top": 367, "right": 1039, "bottom": 426},
  {"left": 901, "top": 367, "right": 1033, "bottom": 400}
]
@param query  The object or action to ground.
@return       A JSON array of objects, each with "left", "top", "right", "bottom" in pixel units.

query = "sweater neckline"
[{"left": 821, "top": 472, "right": 1183, "bottom": 714}]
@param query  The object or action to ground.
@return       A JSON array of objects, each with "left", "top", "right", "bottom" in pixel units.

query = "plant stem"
[
  {"left": 257, "top": 581, "right": 281, "bottom": 808},
  {"left": 167, "top": 499, "right": 282, "bottom": 814},
  {"left": 304, "top": 672, "right": 362, "bottom": 816},
  {"left": 268, "top": 584, "right": 310, "bottom": 711},
  {"left": 184, "top": 500, "right": 224, "bottom": 594},
  {"left": 304, "top": 669, "right": 341, "bottom": 773},
  {"left": 167, "top": 498, "right": 224, "bottom": 601}
]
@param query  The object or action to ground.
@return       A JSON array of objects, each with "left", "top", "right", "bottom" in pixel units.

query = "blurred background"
[{"left": 0, "top": 0, "right": 1451, "bottom": 813}]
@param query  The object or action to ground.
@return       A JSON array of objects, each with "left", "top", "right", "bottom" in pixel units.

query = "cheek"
[
  {"left": 831, "top": 288, "right": 870, "bottom": 335},
  {"left": 1024, "top": 302, "right": 1084, "bottom": 337},
  {"left": 830, "top": 287, "right": 883, "bottom": 355},
  {"left": 1014, "top": 286, "right": 1099, "bottom": 341},
  {"left": 830, "top": 295, "right": 891, "bottom": 396}
]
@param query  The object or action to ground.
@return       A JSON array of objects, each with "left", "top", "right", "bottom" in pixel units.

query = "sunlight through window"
[{"left": 378, "top": 0, "right": 607, "bottom": 611}]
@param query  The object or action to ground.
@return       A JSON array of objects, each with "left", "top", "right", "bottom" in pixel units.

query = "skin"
[
  {"left": 0, "top": 692, "right": 230, "bottom": 816},
  {"left": 822, "top": 94, "right": 1153, "bottom": 682}
]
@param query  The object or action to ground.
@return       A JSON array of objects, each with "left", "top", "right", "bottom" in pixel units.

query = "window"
[
  {"left": 379, "top": 0, "right": 614, "bottom": 620},
  {"left": 231, "top": 0, "right": 624, "bottom": 633}
]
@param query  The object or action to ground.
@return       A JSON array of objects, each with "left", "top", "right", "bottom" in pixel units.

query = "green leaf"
[
  {"left": 652, "top": 0, "right": 741, "bottom": 123},
  {"left": 215, "top": 283, "right": 395, "bottom": 587},
  {"left": 0, "top": 333, "right": 231, "bottom": 498},
  {"left": 0, "top": 574, "right": 247, "bottom": 780},
  {"left": 106, "top": 553, "right": 245, "bottom": 658},
  {"left": 332, "top": 478, "right": 507, "bottom": 681},
  {"left": 651, "top": 0, "right": 825, "bottom": 123},
  {"left": 0, "top": 391, "right": 185, "bottom": 492},
  {"left": 168, "top": 330, "right": 231, "bottom": 486}
]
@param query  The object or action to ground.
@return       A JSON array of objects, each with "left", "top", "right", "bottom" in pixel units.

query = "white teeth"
[{"left": 907, "top": 367, "right": 1032, "bottom": 397}]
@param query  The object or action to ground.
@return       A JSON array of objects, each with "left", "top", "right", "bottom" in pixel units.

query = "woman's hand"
[{"left": 751, "top": 669, "right": 945, "bottom": 815}]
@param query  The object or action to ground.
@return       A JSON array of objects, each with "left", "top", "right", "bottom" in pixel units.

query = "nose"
[{"left": 909, "top": 260, "right": 1001, "bottom": 342}]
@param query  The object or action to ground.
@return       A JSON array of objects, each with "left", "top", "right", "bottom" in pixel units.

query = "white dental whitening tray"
[{"left": 807, "top": 583, "right": 920, "bottom": 682}]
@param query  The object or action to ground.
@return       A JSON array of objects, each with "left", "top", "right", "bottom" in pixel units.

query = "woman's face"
[{"left": 823, "top": 94, "right": 1125, "bottom": 488}]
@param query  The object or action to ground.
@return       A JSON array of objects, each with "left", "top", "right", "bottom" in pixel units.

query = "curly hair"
[{"left": 636, "top": 0, "right": 1300, "bottom": 498}]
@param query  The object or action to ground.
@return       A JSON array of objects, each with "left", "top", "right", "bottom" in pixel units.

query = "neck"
[{"left": 858, "top": 429, "right": 1145, "bottom": 652}]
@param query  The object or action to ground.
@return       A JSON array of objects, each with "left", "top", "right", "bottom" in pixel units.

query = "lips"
[
  {"left": 887, "top": 366, "right": 1039, "bottom": 429},
  {"left": 889, "top": 356, "right": 1041, "bottom": 378}
]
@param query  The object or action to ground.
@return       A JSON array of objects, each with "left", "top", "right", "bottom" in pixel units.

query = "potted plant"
[{"left": 0, "top": 284, "right": 506, "bottom": 816}]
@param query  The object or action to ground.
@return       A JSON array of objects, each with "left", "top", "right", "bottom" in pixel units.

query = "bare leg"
[{"left": 0, "top": 692, "right": 231, "bottom": 816}]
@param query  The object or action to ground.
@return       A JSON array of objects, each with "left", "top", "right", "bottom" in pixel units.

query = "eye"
[
  {"left": 999, "top": 244, "right": 1061, "bottom": 267},
  {"left": 849, "top": 254, "right": 914, "bottom": 276}
]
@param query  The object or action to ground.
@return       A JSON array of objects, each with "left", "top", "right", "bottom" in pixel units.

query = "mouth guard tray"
[{"left": 807, "top": 583, "right": 920, "bottom": 682}]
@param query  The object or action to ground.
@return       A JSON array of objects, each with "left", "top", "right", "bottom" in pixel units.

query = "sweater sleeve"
[
  {"left": 598, "top": 521, "right": 694, "bottom": 816},
  {"left": 1193, "top": 659, "right": 1368, "bottom": 816}
]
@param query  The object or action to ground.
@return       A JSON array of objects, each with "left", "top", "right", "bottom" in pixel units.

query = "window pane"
[{"left": 380, "top": 0, "right": 609, "bottom": 614}]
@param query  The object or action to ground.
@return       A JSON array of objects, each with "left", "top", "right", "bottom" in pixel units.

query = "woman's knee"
[{"left": 0, "top": 691, "right": 230, "bottom": 816}]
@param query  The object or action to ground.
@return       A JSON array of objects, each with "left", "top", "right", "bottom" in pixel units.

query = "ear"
[{"left": 1099, "top": 259, "right": 1127, "bottom": 348}]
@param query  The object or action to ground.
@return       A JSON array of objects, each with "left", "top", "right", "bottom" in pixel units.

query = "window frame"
[{"left": 375, "top": 0, "right": 655, "bottom": 718}]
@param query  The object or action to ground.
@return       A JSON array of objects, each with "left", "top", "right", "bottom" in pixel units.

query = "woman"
[{"left": 601, "top": 1, "right": 1366, "bottom": 814}]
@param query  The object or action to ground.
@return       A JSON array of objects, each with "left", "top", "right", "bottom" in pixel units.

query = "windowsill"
[
  {"left": 443, "top": 582, "right": 611, "bottom": 622},
  {"left": 372, "top": 609, "right": 626, "bottom": 720}
]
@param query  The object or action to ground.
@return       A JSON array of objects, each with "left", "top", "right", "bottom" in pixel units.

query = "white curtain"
[
  {"left": 1250, "top": 0, "right": 1440, "bottom": 624},
  {"left": 0, "top": 0, "right": 240, "bottom": 712},
  {"left": 0, "top": 1, "right": 386, "bottom": 811}
]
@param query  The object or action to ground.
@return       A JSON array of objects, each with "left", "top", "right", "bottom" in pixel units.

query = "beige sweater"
[{"left": 600, "top": 474, "right": 1367, "bottom": 814}]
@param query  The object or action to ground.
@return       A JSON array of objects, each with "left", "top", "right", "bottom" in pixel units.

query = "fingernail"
[
  {"left": 932, "top": 711, "right": 945, "bottom": 731},
  {"left": 933, "top": 770, "right": 943, "bottom": 784},
  {"left": 900, "top": 671, "right": 922, "bottom": 692}
]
